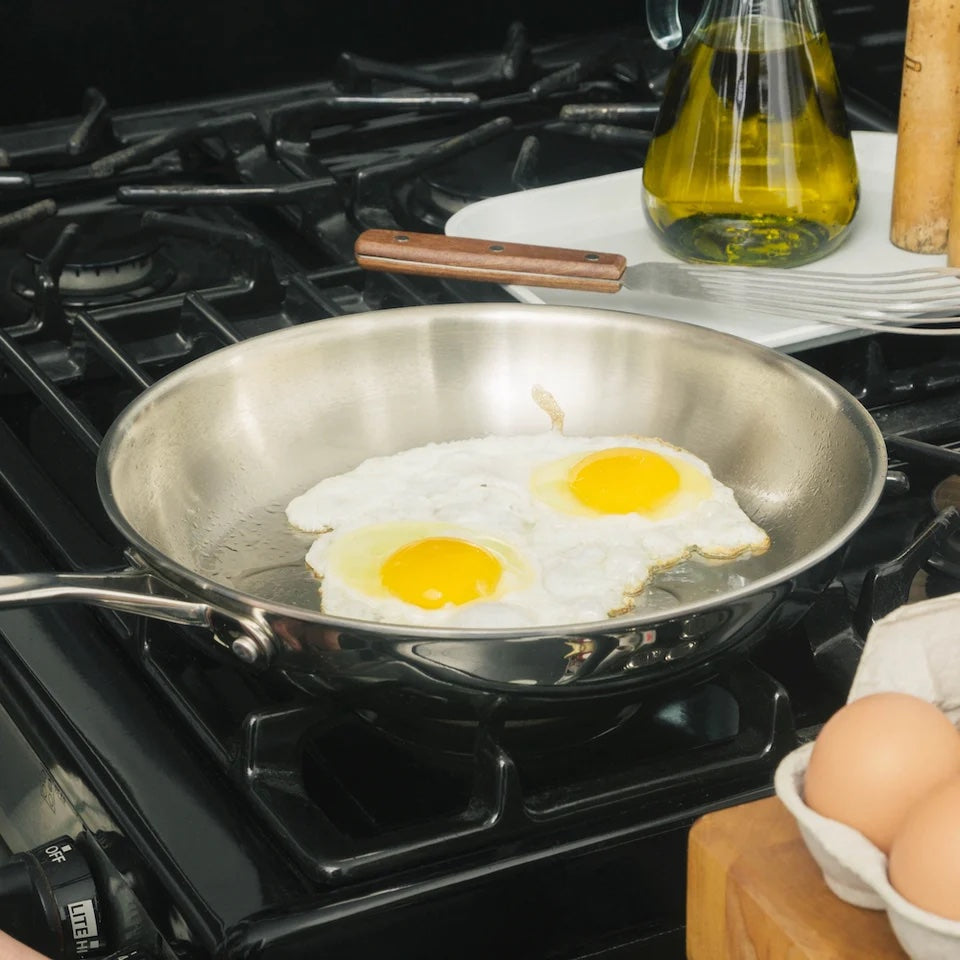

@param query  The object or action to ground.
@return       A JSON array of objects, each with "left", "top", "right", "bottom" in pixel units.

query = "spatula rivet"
[
  {"left": 489, "top": 244, "right": 505, "bottom": 252},
  {"left": 394, "top": 234, "right": 410, "bottom": 242},
  {"left": 585, "top": 253, "right": 600, "bottom": 261}
]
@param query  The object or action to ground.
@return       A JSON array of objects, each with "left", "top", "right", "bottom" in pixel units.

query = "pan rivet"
[
  {"left": 231, "top": 635, "right": 262, "bottom": 664},
  {"left": 489, "top": 244, "right": 505, "bottom": 252},
  {"left": 394, "top": 234, "right": 410, "bottom": 243},
  {"left": 585, "top": 253, "right": 600, "bottom": 261}
]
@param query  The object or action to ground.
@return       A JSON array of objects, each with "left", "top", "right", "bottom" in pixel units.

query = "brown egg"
[
  {"left": 803, "top": 692, "right": 960, "bottom": 852},
  {"left": 888, "top": 776, "right": 960, "bottom": 920}
]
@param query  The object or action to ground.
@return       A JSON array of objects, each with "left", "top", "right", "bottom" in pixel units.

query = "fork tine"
[
  {"left": 650, "top": 262, "right": 960, "bottom": 333},
  {"left": 740, "top": 305, "right": 960, "bottom": 336},
  {"left": 705, "top": 286, "right": 960, "bottom": 315},
  {"left": 697, "top": 282, "right": 960, "bottom": 308},
  {"left": 687, "top": 273, "right": 960, "bottom": 305},
  {"left": 705, "top": 284, "right": 960, "bottom": 324},
  {"left": 713, "top": 274, "right": 960, "bottom": 291},
  {"left": 691, "top": 272, "right": 960, "bottom": 297},
  {"left": 684, "top": 265, "right": 960, "bottom": 286}
]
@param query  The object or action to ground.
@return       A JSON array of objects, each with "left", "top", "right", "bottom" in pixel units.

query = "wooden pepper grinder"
[
  {"left": 950, "top": 149, "right": 960, "bottom": 265},
  {"left": 891, "top": 0, "right": 960, "bottom": 254}
]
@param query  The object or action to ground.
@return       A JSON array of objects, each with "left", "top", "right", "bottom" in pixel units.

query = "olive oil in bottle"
[{"left": 642, "top": 0, "right": 859, "bottom": 267}]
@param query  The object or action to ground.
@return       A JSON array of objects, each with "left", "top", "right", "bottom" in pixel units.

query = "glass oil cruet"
[{"left": 642, "top": 0, "right": 859, "bottom": 267}]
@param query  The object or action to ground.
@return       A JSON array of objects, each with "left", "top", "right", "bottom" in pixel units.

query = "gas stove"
[{"left": 2, "top": 5, "right": 954, "bottom": 959}]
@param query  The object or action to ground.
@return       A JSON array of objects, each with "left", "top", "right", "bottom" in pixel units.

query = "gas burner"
[
  {"left": 404, "top": 127, "right": 649, "bottom": 228},
  {"left": 10, "top": 212, "right": 175, "bottom": 307},
  {"left": 53, "top": 255, "right": 154, "bottom": 295}
]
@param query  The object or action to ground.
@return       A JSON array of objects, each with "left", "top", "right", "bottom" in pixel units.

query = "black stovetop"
[{"left": 5, "top": 6, "right": 956, "bottom": 960}]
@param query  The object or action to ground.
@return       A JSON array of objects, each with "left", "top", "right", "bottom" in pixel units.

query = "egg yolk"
[
  {"left": 568, "top": 447, "right": 680, "bottom": 514},
  {"left": 380, "top": 537, "right": 503, "bottom": 609}
]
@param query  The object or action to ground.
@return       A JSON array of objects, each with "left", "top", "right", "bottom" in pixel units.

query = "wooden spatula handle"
[{"left": 354, "top": 229, "right": 625, "bottom": 293}]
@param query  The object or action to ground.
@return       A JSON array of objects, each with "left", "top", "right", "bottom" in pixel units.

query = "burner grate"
[
  {"left": 144, "top": 624, "right": 797, "bottom": 884},
  {"left": 127, "top": 507, "right": 960, "bottom": 887}
]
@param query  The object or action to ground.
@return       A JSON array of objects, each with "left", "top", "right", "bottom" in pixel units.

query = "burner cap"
[{"left": 56, "top": 253, "right": 154, "bottom": 294}]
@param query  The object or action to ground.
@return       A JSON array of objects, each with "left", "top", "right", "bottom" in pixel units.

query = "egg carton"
[
  {"left": 774, "top": 592, "right": 960, "bottom": 960},
  {"left": 775, "top": 744, "right": 960, "bottom": 959}
]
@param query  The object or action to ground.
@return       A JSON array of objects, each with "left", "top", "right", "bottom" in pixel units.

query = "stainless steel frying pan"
[{"left": 0, "top": 303, "right": 886, "bottom": 704}]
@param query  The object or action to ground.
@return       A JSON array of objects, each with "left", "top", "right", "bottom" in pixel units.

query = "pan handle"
[{"left": 0, "top": 568, "right": 274, "bottom": 664}]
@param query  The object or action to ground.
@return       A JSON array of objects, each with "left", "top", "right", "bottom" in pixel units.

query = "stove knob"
[{"left": 0, "top": 836, "right": 105, "bottom": 958}]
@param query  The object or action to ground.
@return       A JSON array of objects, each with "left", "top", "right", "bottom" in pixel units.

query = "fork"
[
  {"left": 354, "top": 229, "right": 960, "bottom": 336},
  {"left": 638, "top": 262, "right": 960, "bottom": 336}
]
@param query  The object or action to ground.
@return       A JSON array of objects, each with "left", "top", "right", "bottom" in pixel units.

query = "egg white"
[
  {"left": 528, "top": 435, "right": 771, "bottom": 567},
  {"left": 286, "top": 432, "right": 768, "bottom": 628},
  {"left": 309, "top": 520, "right": 535, "bottom": 627},
  {"left": 303, "top": 518, "right": 657, "bottom": 628}
]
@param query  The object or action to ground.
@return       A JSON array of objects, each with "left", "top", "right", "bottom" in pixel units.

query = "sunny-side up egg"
[
  {"left": 285, "top": 431, "right": 766, "bottom": 628},
  {"left": 529, "top": 435, "right": 771, "bottom": 568},
  {"left": 304, "top": 519, "right": 655, "bottom": 628},
  {"left": 308, "top": 520, "right": 534, "bottom": 627}
]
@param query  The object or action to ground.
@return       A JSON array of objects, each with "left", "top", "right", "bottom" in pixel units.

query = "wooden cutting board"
[{"left": 686, "top": 795, "right": 908, "bottom": 959}]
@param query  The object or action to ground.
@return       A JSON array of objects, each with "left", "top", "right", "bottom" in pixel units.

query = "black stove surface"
[{"left": 1, "top": 5, "right": 951, "bottom": 960}]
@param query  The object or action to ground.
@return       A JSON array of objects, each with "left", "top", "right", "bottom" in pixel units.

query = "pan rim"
[{"left": 95, "top": 302, "right": 888, "bottom": 642}]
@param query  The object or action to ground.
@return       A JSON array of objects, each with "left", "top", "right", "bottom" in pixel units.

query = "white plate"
[{"left": 446, "top": 131, "right": 938, "bottom": 353}]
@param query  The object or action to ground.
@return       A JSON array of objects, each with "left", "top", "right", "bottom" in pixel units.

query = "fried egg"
[
  {"left": 529, "top": 435, "right": 770, "bottom": 565},
  {"left": 306, "top": 521, "right": 529, "bottom": 626},
  {"left": 285, "top": 432, "right": 768, "bottom": 628},
  {"left": 300, "top": 516, "right": 656, "bottom": 628}
]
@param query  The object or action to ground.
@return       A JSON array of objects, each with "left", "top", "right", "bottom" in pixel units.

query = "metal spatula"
[{"left": 354, "top": 229, "right": 960, "bottom": 336}]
